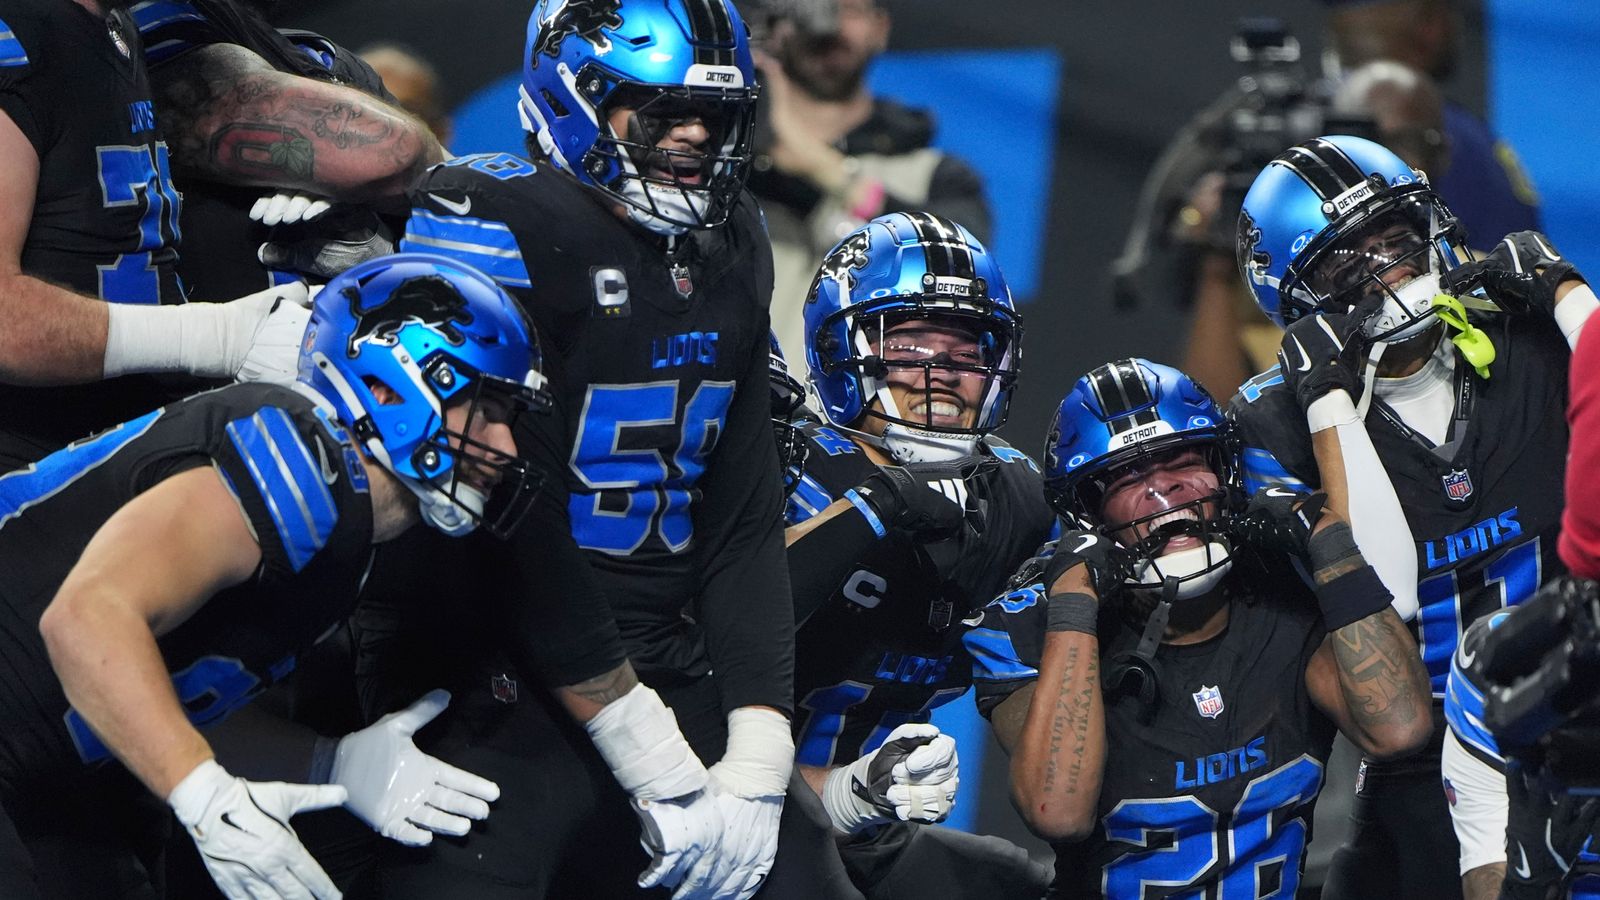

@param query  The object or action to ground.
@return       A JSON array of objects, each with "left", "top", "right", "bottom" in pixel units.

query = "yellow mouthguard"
[{"left": 1431, "top": 294, "right": 1495, "bottom": 379}]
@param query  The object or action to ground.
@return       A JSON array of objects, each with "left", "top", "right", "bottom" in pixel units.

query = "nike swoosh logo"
[
  {"left": 1266, "top": 487, "right": 1297, "bottom": 499},
  {"left": 429, "top": 192, "right": 472, "bottom": 216},
  {"left": 314, "top": 440, "right": 339, "bottom": 485},
  {"left": 1072, "top": 534, "right": 1097, "bottom": 554},
  {"left": 1289, "top": 335, "right": 1313, "bottom": 372},
  {"left": 1457, "top": 642, "right": 1478, "bottom": 670},
  {"left": 1515, "top": 842, "right": 1532, "bottom": 879}
]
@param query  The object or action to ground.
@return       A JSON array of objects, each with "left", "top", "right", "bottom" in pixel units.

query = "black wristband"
[
  {"left": 1313, "top": 561, "right": 1393, "bottom": 631},
  {"left": 1046, "top": 592, "right": 1099, "bottom": 636},
  {"left": 1307, "top": 521, "right": 1362, "bottom": 574}
]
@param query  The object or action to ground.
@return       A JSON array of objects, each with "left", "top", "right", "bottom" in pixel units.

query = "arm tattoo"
[
  {"left": 151, "top": 43, "right": 434, "bottom": 194},
  {"left": 566, "top": 663, "right": 639, "bottom": 707},
  {"left": 1331, "top": 609, "right": 1425, "bottom": 728},
  {"left": 1042, "top": 644, "right": 1098, "bottom": 797}
]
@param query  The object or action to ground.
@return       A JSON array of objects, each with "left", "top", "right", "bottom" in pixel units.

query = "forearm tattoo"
[
  {"left": 1042, "top": 643, "right": 1098, "bottom": 798},
  {"left": 567, "top": 663, "right": 639, "bottom": 707},
  {"left": 1331, "top": 609, "right": 1427, "bottom": 728},
  {"left": 152, "top": 43, "right": 432, "bottom": 192}
]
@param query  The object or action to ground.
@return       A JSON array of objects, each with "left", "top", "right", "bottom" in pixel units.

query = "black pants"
[
  {"left": 366, "top": 668, "right": 860, "bottom": 899},
  {"left": 1322, "top": 724, "right": 1463, "bottom": 900},
  {"left": 0, "top": 770, "right": 166, "bottom": 900},
  {"left": 839, "top": 822, "right": 1051, "bottom": 900}
]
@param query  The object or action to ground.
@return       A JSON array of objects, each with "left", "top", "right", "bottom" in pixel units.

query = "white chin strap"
[
  {"left": 1129, "top": 543, "right": 1233, "bottom": 600},
  {"left": 879, "top": 424, "right": 979, "bottom": 464},
  {"left": 410, "top": 480, "right": 487, "bottom": 537},
  {"left": 615, "top": 155, "right": 706, "bottom": 236},
  {"left": 1365, "top": 271, "right": 1444, "bottom": 343}
]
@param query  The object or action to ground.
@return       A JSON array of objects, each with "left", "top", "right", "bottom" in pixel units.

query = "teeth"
[
  {"left": 913, "top": 401, "right": 961, "bottom": 417},
  {"left": 1148, "top": 509, "right": 1198, "bottom": 530}
]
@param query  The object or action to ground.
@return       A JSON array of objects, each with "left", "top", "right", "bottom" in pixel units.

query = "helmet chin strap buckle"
[
  {"left": 1431, "top": 293, "right": 1496, "bottom": 379},
  {"left": 1103, "top": 576, "right": 1178, "bottom": 721}
]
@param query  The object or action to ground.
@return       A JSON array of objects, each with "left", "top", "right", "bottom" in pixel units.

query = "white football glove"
[
  {"left": 633, "top": 792, "right": 732, "bottom": 899},
  {"left": 583, "top": 684, "right": 724, "bottom": 896},
  {"left": 331, "top": 689, "right": 500, "bottom": 847},
  {"left": 234, "top": 282, "right": 313, "bottom": 385},
  {"left": 821, "top": 723, "right": 959, "bottom": 834},
  {"left": 167, "top": 759, "right": 347, "bottom": 900},
  {"left": 251, "top": 192, "right": 332, "bottom": 227},
  {"left": 704, "top": 707, "right": 793, "bottom": 900}
]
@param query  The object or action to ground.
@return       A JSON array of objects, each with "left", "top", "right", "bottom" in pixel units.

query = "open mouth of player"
[
  {"left": 647, "top": 153, "right": 708, "bottom": 187},
  {"left": 1140, "top": 508, "right": 1204, "bottom": 554}
]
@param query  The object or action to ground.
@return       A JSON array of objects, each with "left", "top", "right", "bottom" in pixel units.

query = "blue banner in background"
[
  {"left": 1487, "top": 0, "right": 1600, "bottom": 278},
  {"left": 450, "top": 49, "right": 1063, "bottom": 303}
]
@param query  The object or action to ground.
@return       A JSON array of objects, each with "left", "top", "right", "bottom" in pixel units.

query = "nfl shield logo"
[
  {"left": 1442, "top": 469, "right": 1473, "bottom": 502},
  {"left": 1192, "top": 685, "right": 1224, "bottom": 719},
  {"left": 490, "top": 673, "right": 519, "bottom": 704}
]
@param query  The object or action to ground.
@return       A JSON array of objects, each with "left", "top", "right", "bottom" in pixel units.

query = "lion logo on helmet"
[
  {"left": 807, "top": 230, "right": 874, "bottom": 303},
  {"left": 1236, "top": 207, "right": 1272, "bottom": 287},
  {"left": 346, "top": 275, "right": 477, "bottom": 358},
  {"left": 535, "top": 0, "right": 624, "bottom": 62}
]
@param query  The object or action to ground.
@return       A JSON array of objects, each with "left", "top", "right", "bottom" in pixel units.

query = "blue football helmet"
[
  {"left": 1043, "top": 359, "right": 1239, "bottom": 599},
  {"left": 769, "top": 331, "right": 809, "bottom": 498},
  {"left": 1238, "top": 134, "right": 1470, "bottom": 342},
  {"left": 300, "top": 253, "right": 552, "bottom": 538},
  {"left": 518, "top": 0, "right": 759, "bottom": 234},
  {"left": 804, "top": 212, "right": 1021, "bottom": 463}
]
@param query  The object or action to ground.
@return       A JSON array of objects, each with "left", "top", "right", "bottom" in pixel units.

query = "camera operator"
[{"left": 746, "top": 0, "right": 992, "bottom": 379}]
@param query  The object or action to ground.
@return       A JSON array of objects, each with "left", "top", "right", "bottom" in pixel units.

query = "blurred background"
[{"left": 276, "top": 0, "right": 1600, "bottom": 886}]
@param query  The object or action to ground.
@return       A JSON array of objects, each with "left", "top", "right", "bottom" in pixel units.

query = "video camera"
[
  {"left": 1111, "top": 17, "right": 1376, "bottom": 308},
  {"left": 1480, "top": 576, "right": 1600, "bottom": 792}
]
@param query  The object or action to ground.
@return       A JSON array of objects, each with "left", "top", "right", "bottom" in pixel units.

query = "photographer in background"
[{"left": 747, "top": 0, "right": 991, "bottom": 379}]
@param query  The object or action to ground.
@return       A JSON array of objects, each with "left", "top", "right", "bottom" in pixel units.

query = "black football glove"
[
  {"left": 258, "top": 207, "right": 397, "bottom": 280},
  {"left": 1501, "top": 760, "right": 1600, "bottom": 900},
  {"left": 1443, "top": 231, "right": 1587, "bottom": 320},
  {"left": 1040, "top": 529, "right": 1130, "bottom": 601},
  {"left": 854, "top": 459, "right": 992, "bottom": 540},
  {"left": 1277, "top": 309, "right": 1370, "bottom": 412},
  {"left": 1229, "top": 487, "right": 1329, "bottom": 558}
]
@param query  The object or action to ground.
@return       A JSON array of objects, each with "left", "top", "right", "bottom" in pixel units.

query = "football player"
[
  {"left": 0, "top": 0, "right": 313, "bottom": 472},
  {"left": 359, "top": 2, "right": 807, "bottom": 897},
  {"left": 782, "top": 212, "right": 1054, "bottom": 897},
  {"left": 0, "top": 253, "right": 549, "bottom": 900},
  {"left": 1230, "top": 134, "right": 1596, "bottom": 899},
  {"left": 971, "top": 358, "right": 1433, "bottom": 897}
]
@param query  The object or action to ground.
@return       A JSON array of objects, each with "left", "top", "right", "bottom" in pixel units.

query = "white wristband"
[
  {"left": 167, "top": 758, "right": 230, "bottom": 827},
  {"left": 709, "top": 707, "right": 793, "bottom": 799},
  {"left": 820, "top": 759, "right": 881, "bottom": 833},
  {"left": 1306, "top": 389, "right": 1361, "bottom": 433},
  {"left": 1555, "top": 283, "right": 1599, "bottom": 349},
  {"left": 584, "top": 683, "right": 708, "bottom": 801},
  {"left": 103, "top": 284, "right": 302, "bottom": 379}
]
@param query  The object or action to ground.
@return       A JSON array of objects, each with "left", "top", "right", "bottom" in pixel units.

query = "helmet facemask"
[
  {"left": 589, "top": 80, "right": 758, "bottom": 234},
  {"left": 821, "top": 302, "right": 1020, "bottom": 462},
  {"left": 769, "top": 346, "right": 810, "bottom": 498},
  {"left": 1287, "top": 190, "right": 1470, "bottom": 344}
]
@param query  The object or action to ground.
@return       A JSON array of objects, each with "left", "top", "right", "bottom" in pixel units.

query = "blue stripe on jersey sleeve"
[
  {"left": 964, "top": 626, "right": 1039, "bottom": 682},
  {"left": 225, "top": 410, "right": 339, "bottom": 573},
  {"left": 784, "top": 472, "right": 833, "bottom": 525},
  {"left": 400, "top": 210, "right": 532, "bottom": 289},
  {"left": 128, "top": 1, "right": 204, "bottom": 34},
  {"left": 0, "top": 21, "right": 30, "bottom": 67},
  {"left": 1444, "top": 663, "right": 1502, "bottom": 764},
  {"left": 0, "top": 410, "right": 163, "bottom": 529},
  {"left": 1242, "top": 446, "right": 1309, "bottom": 495}
]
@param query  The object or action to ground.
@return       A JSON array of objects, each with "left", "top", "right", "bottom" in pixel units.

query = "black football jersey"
[
  {"left": 0, "top": 382, "right": 374, "bottom": 798},
  {"left": 784, "top": 423, "right": 1055, "bottom": 766},
  {"left": 971, "top": 560, "right": 1334, "bottom": 898},
  {"left": 1229, "top": 317, "right": 1569, "bottom": 695},
  {"left": 130, "top": 0, "right": 398, "bottom": 301},
  {"left": 0, "top": 0, "right": 190, "bottom": 471},
  {"left": 401, "top": 155, "right": 791, "bottom": 706}
]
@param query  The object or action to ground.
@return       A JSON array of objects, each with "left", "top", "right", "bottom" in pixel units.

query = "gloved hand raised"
[
  {"left": 852, "top": 458, "right": 992, "bottom": 539},
  {"left": 331, "top": 689, "right": 500, "bottom": 846},
  {"left": 1276, "top": 309, "right": 1370, "bottom": 412},
  {"left": 821, "top": 723, "right": 959, "bottom": 834},
  {"left": 1444, "top": 231, "right": 1586, "bottom": 319}
]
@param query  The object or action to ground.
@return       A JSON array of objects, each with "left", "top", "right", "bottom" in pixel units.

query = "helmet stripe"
[
  {"left": 684, "top": 0, "right": 735, "bottom": 67},
  {"left": 1308, "top": 136, "right": 1369, "bottom": 185},
  {"left": 1277, "top": 148, "right": 1350, "bottom": 204}
]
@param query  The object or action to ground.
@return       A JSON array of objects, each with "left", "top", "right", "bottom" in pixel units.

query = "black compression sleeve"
[{"left": 786, "top": 504, "right": 880, "bottom": 625}]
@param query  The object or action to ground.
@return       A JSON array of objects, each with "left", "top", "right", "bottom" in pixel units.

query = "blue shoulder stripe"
[
  {"left": 128, "top": 1, "right": 204, "bottom": 33},
  {"left": 784, "top": 473, "right": 833, "bottom": 525},
  {"left": 1242, "top": 446, "right": 1309, "bottom": 494},
  {"left": 0, "top": 410, "right": 163, "bottom": 529},
  {"left": 400, "top": 210, "right": 532, "bottom": 289},
  {"left": 964, "top": 626, "right": 1039, "bottom": 682},
  {"left": 225, "top": 408, "right": 339, "bottom": 573},
  {"left": 0, "top": 20, "right": 30, "bottom": 67}
]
